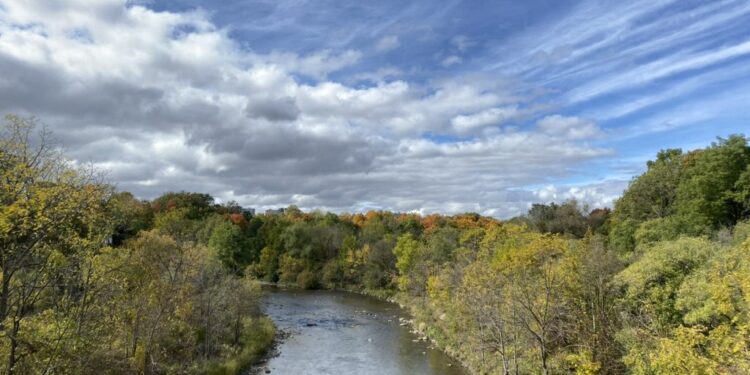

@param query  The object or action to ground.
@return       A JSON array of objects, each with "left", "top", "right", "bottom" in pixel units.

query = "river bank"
[{"left": 350, "top": 288, "right": 479, "bottom": 375}]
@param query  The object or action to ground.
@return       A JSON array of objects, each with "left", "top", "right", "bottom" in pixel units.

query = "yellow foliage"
[{"left": 566, "top": 350, "right": 601, "bottom": 375}]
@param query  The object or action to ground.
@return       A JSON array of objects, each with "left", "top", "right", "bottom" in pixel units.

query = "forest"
[{"left": 2, "top": 113, "right": 750, "bottom": 374}]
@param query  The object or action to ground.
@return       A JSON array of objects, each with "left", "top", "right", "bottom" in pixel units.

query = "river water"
[{"left": 258, "top": 286, "right": 469, "bottom": 375}]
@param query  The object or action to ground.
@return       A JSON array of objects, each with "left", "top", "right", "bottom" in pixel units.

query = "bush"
[
  {"left": 321, "top": 259, "right": 343, "bottom": 288},
  {"left": 733, "top": 220, "right": 750, "bottom": 245},
  {"left": 201, "top": 317, "right": 276, "bottom": 375},
  {"left": 362, "top": 266, "right": 391, "bottom": 289},
  {"left": 250, "top": 247, "right": 279, "bottom": 282},
  {"left": 608, "top": 218, "right": 639, "bottom": 254},
  {"left": 634, "top": 217, "right": 682, "bottom": 248},
  {"left": 278, "top": 254, "right": 305, "bottom": 284},
  {"left": 296, "top": 270, "right": 319, "bottom": 289}
]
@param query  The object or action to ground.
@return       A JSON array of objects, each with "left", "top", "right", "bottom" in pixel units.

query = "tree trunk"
[
  {"left": 540, "top": 346, "right": 549, "bottom": 375},
  {"left": 0, "top": 269, "right": 11, "bottom": 324},
  {"left": 6, "top": 320, "right": 20, "bottom": 375}
]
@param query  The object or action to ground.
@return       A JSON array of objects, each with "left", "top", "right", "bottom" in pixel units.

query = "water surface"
[{"left": 259, "top": 286, "right": 468, "bottom": 375}]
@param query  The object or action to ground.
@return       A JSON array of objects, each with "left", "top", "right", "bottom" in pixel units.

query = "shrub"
[{"left": 296, "top": 270, "right": 319, "bottom": 289}]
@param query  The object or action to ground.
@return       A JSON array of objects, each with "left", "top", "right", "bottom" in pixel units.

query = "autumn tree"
[{"left": 0, "top": 115, "right": 113, "bottom": 374}]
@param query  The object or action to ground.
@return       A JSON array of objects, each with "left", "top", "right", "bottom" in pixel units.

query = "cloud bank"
[{"left": 12, "top": 0, "right": 743, "bottom": 216}]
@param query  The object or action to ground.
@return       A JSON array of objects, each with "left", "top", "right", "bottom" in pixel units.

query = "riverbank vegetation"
[{"left": 3, "top": 113, "right": 750, "bottom": 374}]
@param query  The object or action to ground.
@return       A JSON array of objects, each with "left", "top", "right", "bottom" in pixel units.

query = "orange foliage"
[
  {"left": 228, "top": 213, "right": 247, "bottom": 227},
  {"left": 421, "top": 214, "right": 443, "bottom": 233},
  {"left": 365, "top": 210, "right": 380, "bottom": 222},
  {"left": 351, "top": 213, "right": 366, "bottom": 228}
]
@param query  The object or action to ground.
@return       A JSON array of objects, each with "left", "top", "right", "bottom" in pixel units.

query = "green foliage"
[
  {"left": 361, "top": 238, "right": 397, "bottom": 289},
  {"left": 296, "top": 270, "right": 319, "bottom": 289},
  {"left": 615, "top": 148, "right": 683, "bottom": 222},
  {"left": 321, "top": 259, "right": 344, "bottom": 287},
  {"left": 615, "top": 237, "right": 716, "bottom": 330},
  {"left": 608, "top": 218, "right": 639, "bottom": 254},
  {"left": 278, "top": 254, "right": 306, "bottom": 285},
  {"left": 151, "top": 191, "right": 215, "bottom": 220},
  {"left": 248, "top": 246, "right": 280, "bottom": 281},
  {"left": 209, "top": 219, "right": 252, "bottom": 273},
  {"left": 617, "top": 238, "right": 750, "bottom": 374},
  {"left": 201, "top": 317, "right": 276, "bottom": 375},
  {"left": 633, "top": 216, "right": 683, "bottom": 248},
  {"left": 110, "top": 191, "right": 154, "bottom": 245},
  {"left": 733, "top": 219, "right": 750, "bottom": 245},
  {"left": 393, "top": 233, "right": 423, "bottom": 291},
  {"left": 524, "top": 200, "right": 603, "bottom": 237},
  {"left": 675, "top": 136, "right": 750, "bottom": 232},
  {"left": 611, "top": 135, "right": 750, "bottom": 252},
  {"left": 153, "top": 206, "right": 200, "bottom": 241}
]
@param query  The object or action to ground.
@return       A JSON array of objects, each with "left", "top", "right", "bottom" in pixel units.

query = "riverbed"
[{"left": 258, "top": 286, "right": 469, "bottom": 375}]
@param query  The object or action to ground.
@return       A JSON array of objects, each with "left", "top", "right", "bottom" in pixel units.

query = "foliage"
[
  {"left": 0, "top": 116, "right": 272, "bottom": 374},
  {"left": 610, "top": 135, "right": 750, "bottom": 253},
  {"left": 522, "top": 200, "right": 607, "bottom": 237},
  {"left": 209, "top": 219, "right": 253, "bottom": 273},
  {"left": 200, "top": 317, "right": 275, "bottom": 375}
]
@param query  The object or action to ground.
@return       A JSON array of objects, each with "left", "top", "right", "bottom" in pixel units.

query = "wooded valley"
[{"left": 3, "top": 114, "right": 750, "bottom": 374}]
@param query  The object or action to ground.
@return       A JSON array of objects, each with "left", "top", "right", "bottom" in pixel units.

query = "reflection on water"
[{"left": 258, "top": 286, "right": 468, "bottom": 375}]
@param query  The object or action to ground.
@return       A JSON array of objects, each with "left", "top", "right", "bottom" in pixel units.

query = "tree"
[
  {"left": 458, "top": 258, "right": 522, "bottom": 374},
  {"left": 564, "top": 235, "right": 624, "bottom": 374},
  {"left": 675, "top": 135, "right": 750, "bottom": 233},
  {"left": 494, "top": 234, "right": 572, "bottom": 375},
  {"left": 209, "top": 220, "right": 252, "bottom": 273},
  {"left": 609, "top": 148, "right": 683, "bottom": 252},
  {"left": 393, "top": 233, "right": 423, "bottom": 292},
  {"left": 109, "top": 192, "right": 154, "bottom": 246},
  {"left": 526, "top": 200, "right": 590, "bottom": 238},
  {"left": 0, "top": 115, "right": 112, "bottom": 374},
  {"left": 151, "top": 191, "right": 215, "bottom": 220}
]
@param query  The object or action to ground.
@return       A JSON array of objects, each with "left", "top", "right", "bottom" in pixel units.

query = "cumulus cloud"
[
  {"left": 534, "top": 180, "right": 628, "bottom": 209},
  {"left": 536, "top": 115, "right": 604, "bottom": 140},
  {"left": 0, "top": 0, "right": 616, "bottom": 217},
  {"left": 450, "top": 106, "right": 520, "bottom": 133}
]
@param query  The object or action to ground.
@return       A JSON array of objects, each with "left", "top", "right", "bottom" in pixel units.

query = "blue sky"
[{"left": 1, "top": 0, "right": 748, "bottom": 216}]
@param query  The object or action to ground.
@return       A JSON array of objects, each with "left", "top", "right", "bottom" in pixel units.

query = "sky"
[{"left": 0, "top": 0, "right": 748, "bottom": 217}]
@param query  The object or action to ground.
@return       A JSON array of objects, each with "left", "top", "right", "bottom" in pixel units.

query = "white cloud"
[
  {"left": 0, "top": 0, "right": 617, "bottom": 218},
  {"left": 253, "top": 49, "right": 363, "bottom": 79},
  {"left": 441, "top": 55, "right": 462, "bottom": 67},
  {"left": 450, "top": 106, "right": 520, "bottom": 133},
  {"left": 534, "top": 179, "right": 628, "bottom": 209},
  {"left": 536, "top": 115, "right": 603, "bottom": 140},
  {"left": 487, "top": 0, "right": 750, "bottom": 107},
  {"left": 567, "top": 39, "right": 750, "bottom": 104},
  {"left": 375, "top": 35, "right": 400, "bottom": 52}
]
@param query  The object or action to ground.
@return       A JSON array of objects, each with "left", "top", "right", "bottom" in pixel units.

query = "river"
[{"left": 258, "top": 286, "right": 469, "bottom": 375}]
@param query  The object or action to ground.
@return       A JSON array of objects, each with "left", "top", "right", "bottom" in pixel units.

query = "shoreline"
[
  {"left": 255, "top": 281, "right": 476, "bottom": 375},
  {"left": 246, "top": 329, "right": 290, "bottom": 375}
]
